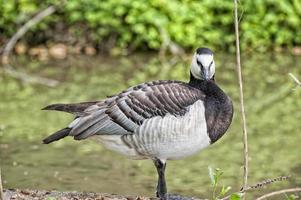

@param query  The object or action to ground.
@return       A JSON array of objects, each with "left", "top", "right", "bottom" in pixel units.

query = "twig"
[
  {"left": 252, "top": 73, "right": 300, "bottom": 113},
  {"left": 289, "top": 73, "right": 301, "bottom": 87},
  {"left": 1, "top": 5, "right": 59, "bottom": 87},
  {"left": 234, "top": 0, "right": 249, "bottom": 193},
  {"left": 2, "top": 66, "right": 59, "bottom": 87},
  {"left": 238, "top": 0, "right": 245, "bottom": 23},
  {"left": 158, "top": 26, "right": 170, "bottom": 60},
  {"left": 252, "top": 84, "right": 292, "bottom": 113},
  {"left": 157, "top": 26, "right": 185, "bottom": 59},
  {"left": 220, "top": 176, "right": 290, "bottom": 200},
  {"left": 244, "top": 176, "right": 290, "bottom": 191},
  {"left": 255, "top": 188, "right": 301, "bottom": 200},
  {"left": 2, "top": 6, "right": 56, "bottom": 62},
  {"left": 0, "top": 168, "right": 3, "bottom": 200}
]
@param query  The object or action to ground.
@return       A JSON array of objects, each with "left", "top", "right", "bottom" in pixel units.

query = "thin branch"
[
  {"left": 244, "top": 176, "right": 290, "bottom": 191},
  {"left": 157, "top": 25, "right": 185, "bottom": 60},
  {"left": 0, "top": 168, "right": 3, "bottom": 200},
  {"left": 234, "top": 0, "right": 249, "bottom": 192},
  {"left": 221, "top": 176, "right": 290, "bottom": 200},
  {"left": 2, "top": 6, "right": 55, "bottom": 62},
  {"left": 255, "top": 188, "right": 301, "bottom": 200},
  {"left": 252, "top": 73, "right": 300, "bottom": 113},
  {"left": 158, "top": 26, "right": 170, "bottom": 60},
  {"left": 1, "top": 5, "right": 59, "bottom": 87},
  {"left": 237, "top": 1, "right": 245, "bottom": 23},
  {"left": 2, "top": 66, "right": 59, "bottom": 87},
  {"left": 289, "top": 73, "right": 301, "bottom": 87}
]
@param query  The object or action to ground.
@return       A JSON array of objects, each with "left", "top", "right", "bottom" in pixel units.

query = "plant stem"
[
  {"left": 289, "top": 73, "right": 301, "bottom": 87},
  {"left": 255, "top": 188, "right": 301, "bottom": 200},
  {"left": 233, "top": 0, "right": 249, "bottom": 193},
  {"left": 213, "top": 182, "right": 217, "bottom": 200},
  {"left": 0, "top": 168, "right": 3, "bottom": 200}
]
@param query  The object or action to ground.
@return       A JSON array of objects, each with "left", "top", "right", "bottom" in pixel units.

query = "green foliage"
[
  {"left": 229, "top": 193, "right": 243, "bottom": 200},
  {"left": 208, "top": 167, "right": 246, "bottom": 200},
  {"left": 0, "top": 0, "right": 301, "bottom": 51},
  {"left": 208, "top": 167, "right": 234, "bottom": 200},
  {"left": 285, "top": 193, "right": 299, "bottom": 200}
]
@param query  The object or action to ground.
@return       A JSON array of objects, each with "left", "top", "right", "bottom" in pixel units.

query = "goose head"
[{"left": 190, "top": 47, "right": 215, "bottom": 81}]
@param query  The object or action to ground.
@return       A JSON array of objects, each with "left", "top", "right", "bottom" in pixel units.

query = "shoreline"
[
  {"left": 3, "top": 189, "right": 202, "bottom": 200},
  {"left": 3, "top": 188, "right": 152, "bottom": 200}
]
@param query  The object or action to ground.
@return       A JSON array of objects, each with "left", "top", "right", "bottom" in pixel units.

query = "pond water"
[{"left": 0, "top": 52, "right": 300, "bottom": 199}]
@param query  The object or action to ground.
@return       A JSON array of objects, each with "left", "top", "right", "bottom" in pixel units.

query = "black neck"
[
  {"left": 189, "top": 72, "right": 233, "bottom": 144},
  {"left": 188, "top": 72, "right": 223, "bottom": 97},
  {"left": 189, "top": 72, "right": 206, "bottom": 90}
]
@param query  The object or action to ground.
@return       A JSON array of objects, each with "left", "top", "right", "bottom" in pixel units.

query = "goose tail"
[
  {"left": 42, "top": 101, "right": 98, "bottom": 115},
  {"left": 43, "top": 127, "right": 71, "bottom": 144}
]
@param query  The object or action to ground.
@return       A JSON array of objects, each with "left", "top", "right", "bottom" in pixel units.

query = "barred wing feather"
[{"left": 69, "top": 80, "right": 206, "bottom": 140}]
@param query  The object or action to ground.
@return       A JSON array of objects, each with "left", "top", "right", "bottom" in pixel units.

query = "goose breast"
[{"left": 96, "top": 100, "right": 210, "bottom": 160}]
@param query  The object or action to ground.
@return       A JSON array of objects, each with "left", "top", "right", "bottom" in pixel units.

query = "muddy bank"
[
  {"left": 3, "top": 189, "right": 152, "bottom": 200},
  {"left": 3, "top": 189, "right": 201, "bottom": 200}
]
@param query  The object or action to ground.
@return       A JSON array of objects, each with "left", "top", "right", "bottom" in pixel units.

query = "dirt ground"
[
  {"left": 3, "top": 189, "right": 201, "bottom": 200},
  {"left": 3, "top": 189, "right": 152, "bottom": 200}
]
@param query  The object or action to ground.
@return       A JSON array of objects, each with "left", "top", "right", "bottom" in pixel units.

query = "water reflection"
[{"left": 0, "top": 53, "right": 300, "bottom": 198}]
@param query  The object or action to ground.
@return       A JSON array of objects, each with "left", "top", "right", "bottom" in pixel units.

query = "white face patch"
[
  {"left": 190, "top": 54, "right": 202, "bottom": 79},
  {"left": 190, "top": 53, "right": 215, "bottom": 80},
  {"left": 197, "top": 54, "right": 213, "bottom": 67}
]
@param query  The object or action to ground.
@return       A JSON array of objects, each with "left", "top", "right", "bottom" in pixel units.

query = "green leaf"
[
  {"left": 208, "top": 166, "right": 215, "bottom": 185},
  {"left": 230, "top": 193, "right": 244, "bottom": 200},
  {"left": 220, "top": 185, "right": 232, "bottom": 196},
  {"left": 285, "top": 193, "right": 298, "bottom": 200}
]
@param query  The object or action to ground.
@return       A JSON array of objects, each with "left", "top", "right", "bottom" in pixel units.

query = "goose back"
[{"left": 67, "top": 80, "right": 206, "bottom": 140}]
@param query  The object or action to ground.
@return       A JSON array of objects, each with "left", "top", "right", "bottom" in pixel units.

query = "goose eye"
[
  {"left": 209, "top": 61, "right": 213, "bottom": 69},
  {"left": 196, "top": 60, "right": 204, "bottom": 70}
]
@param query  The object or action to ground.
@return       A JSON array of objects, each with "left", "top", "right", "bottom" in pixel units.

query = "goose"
[{"left": 42, "top": 47, "right": 233, "bottom": 199}]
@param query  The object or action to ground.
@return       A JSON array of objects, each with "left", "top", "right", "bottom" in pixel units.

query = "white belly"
[{"left": 94, "top": 100, "right": 211, "bottom": 160}]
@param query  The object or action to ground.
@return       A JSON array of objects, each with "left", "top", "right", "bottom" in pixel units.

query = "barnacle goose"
[{"left": 42, "top": 47, "right": 233, "bottom": 199}]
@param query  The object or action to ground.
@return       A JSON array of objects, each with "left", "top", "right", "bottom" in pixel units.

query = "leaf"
[
  {"left": 214, "top": 168, "right": 223, "bottom": 186},
  {"left": 230, "top": 193, "right": 244, "bottom": 200},
  {"left": 220, "top": 185, "right": 232, "bottom": 196},
  {"left": 208, "top": 166, "right": 215, "bottom": 185},
  {"left": 285, "top": 194, "right": 298, "bottom": 200}
]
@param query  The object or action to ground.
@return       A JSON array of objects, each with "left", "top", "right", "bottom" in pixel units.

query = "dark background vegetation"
[{"left": 1, "top": 0, "right": 301, "bottom": 52}]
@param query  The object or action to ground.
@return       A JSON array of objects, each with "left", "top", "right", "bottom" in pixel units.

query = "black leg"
[{"left": 153, "top": 158, "right": 167, "bottom": 200}]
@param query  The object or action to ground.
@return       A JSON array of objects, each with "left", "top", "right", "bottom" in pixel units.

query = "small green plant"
[
  {"left": 208, "top": 166, "right": 232, "bottom": 200},
  {"left": 284, "top": 193, "right": 299, "bottom": 200},
  {"left": 229, "top": 193, "right": 244, "bottom": 200},
  {"left": 208, "top": 166, "right": 244, "bottom": 200}
]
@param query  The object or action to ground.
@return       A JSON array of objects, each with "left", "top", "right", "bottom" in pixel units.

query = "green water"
[{"left": 0, "top": 53, "right": 300, "bottom": 199}]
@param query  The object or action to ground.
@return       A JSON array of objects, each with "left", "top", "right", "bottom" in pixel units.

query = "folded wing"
[{"left": 43, "top": 80, "right": 206, "bottom": 142}]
